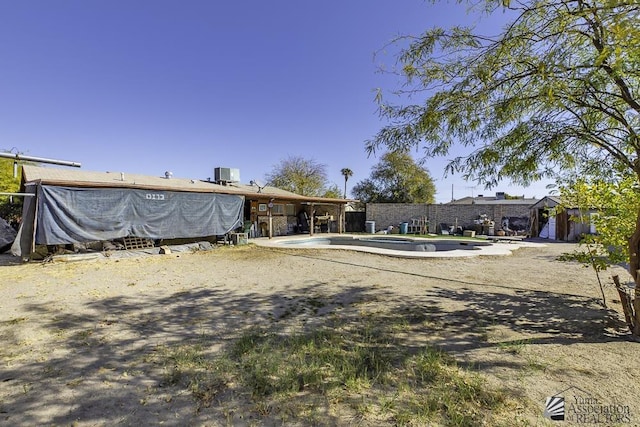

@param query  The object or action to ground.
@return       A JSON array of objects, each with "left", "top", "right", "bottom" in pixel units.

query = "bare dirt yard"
[{"left": 0, "top": 241, "right": 638, "bottom": 426}]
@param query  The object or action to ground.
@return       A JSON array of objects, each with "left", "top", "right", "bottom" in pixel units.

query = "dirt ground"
[{"left": 0, "top": 240, "right": 638, "bottom": 426}]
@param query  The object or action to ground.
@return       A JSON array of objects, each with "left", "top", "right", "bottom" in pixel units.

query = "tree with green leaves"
[
  {"left": 368, "top": 0, "right": 640, "bottom": 335},
  {"left": 0, "top": 158, "right": 23, "bottom": 224},
  {"left": 352, "top": 151, "right": 435, "bottom": 203},
  {"left": 340, "top": 168, "right": 353, "bottom": 199},
  {"left": 266, "top": 156, "right": 337, "bottom": 197},
  {"left": 0, "top": 159, "right": 19, "bottom": 192},
  {"left": 561, "top": 176, "right": 636, "bottom": 270},
  {"left": 558, "top": 174, "right": 640, "bottom": 323},
  {"left": 322, "top": 183, "right": 342, "bottom": 199}
]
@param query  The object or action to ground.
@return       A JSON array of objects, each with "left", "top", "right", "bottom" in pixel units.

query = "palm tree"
[{"left": 340, "top": 168, "right": 353, "bottom": 199}]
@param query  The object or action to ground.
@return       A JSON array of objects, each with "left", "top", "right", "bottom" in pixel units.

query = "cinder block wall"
[
  {"left": 367, "top": 203, "right": 531, "bottom": 233},
  {"left": 365, "top": 204, "right": 430, "bottom": 232}
]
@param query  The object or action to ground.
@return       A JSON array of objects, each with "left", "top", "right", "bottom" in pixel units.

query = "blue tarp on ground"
[{"left": 35, "top": 185, "right": 244, "bottom": 245}]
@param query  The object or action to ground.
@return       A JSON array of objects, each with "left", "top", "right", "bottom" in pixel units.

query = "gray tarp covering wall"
[
  {"left": 10, "top": 184, "right": 37, "bottom": 258},
  {"left": 0, "top": 217, "right": 17, "bottom": 252},
  {"left": 34, "top": 185, "right": 244, "bottom": 245}
]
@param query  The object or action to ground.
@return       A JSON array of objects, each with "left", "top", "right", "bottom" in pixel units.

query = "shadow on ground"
[{"left": 0, "top": 250, "right": 630, "bottom": 426}]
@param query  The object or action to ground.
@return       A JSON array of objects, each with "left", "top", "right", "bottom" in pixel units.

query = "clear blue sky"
[{"left": 0, "top": 0, "right": 554, "bottom": 202}]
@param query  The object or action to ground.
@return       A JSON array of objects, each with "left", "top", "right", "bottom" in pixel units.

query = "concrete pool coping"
[{"left": 252, "top": 234, "right": 546, "bottom": 258}]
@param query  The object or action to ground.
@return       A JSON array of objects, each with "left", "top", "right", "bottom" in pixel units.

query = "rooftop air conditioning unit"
[{"left": 214, "top": 167, "right": 240, "bottom": 183}]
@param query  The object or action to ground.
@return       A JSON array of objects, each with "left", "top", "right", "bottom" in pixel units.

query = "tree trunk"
[
  {"left": 613, "top": 275, "right": 634, "bottom": 331},
  {"left": 626, "top": 206, "right": 640, "bottom": 336}
]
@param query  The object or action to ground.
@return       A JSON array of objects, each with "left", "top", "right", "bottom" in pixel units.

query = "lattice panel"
[{"left": 122, "top": 236, "right": 155, "bottom": 250}]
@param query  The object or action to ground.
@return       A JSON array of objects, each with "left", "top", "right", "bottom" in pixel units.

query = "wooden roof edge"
[
  {"left": 22, "top": 179, "right": 247, "bottom": 195},
  {"left": 299, "top": 198, "right": 357, "bottom": 205}
]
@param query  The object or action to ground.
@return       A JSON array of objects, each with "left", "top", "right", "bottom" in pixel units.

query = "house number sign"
[{"left": 145, "top": 193, "right": 166, "bottom": 201}]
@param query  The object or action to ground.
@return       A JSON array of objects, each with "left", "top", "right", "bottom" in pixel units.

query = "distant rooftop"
[{"left": 447, "top": 194, "right": 539, "bottom": 205}]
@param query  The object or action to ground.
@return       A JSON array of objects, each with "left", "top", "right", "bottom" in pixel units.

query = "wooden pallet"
[
  {"left": 408, "top": 217, "right": 429, "bottom": 234},
  {"left": 122, "top": 236, "right": 155, "bottom": 250}
]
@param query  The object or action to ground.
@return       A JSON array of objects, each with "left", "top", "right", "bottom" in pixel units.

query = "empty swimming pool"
[
  {"left": 254, "top": 234, "right": 543, "bottom": 258},
  {"left": 276, "top": 235, "right": 490, "bottom": 252}
]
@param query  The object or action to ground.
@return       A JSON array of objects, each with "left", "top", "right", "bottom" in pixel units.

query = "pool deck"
[{"left": 252, "top": 234, "right": 546, "bottom": 258}]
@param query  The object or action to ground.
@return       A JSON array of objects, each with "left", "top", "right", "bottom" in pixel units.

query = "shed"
[{"left": 529, "top": 196, "right": 596, "bottom": 241}]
